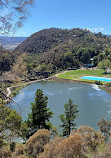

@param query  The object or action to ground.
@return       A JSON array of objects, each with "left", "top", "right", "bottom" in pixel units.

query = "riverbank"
[
  {"left": 49, "top": 76, "right": 95, "bottom": 84},
  {"left": 6, "top": 69, "right": 111, "bottom": 100},
  {"left": 6, "top": 75, "right": 56, "bottom": 101}
]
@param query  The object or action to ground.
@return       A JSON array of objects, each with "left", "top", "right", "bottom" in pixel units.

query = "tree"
[
  {"left": 0, "top": 98, "right": 27, "bottom": 145},
  {"left": 26, "top": 89, "right": 53, "bottom": 136},
  {"left": 98, "top": 59, "right": 111, "bottom": 73},
  {"left": 77, "top": 48, "right": 95, "bottom": 64},
  {"left": 37, "top": 64, "right": 47, "bottom": 72},
  {"left": 0, "top": 0, "right": 33, "bottom": 35},
  {"left": 98, "top": 118, "right": 111, "bottom": 140},
  {"left": 59, "top": 99, "right": 79, "bottom": 136}
]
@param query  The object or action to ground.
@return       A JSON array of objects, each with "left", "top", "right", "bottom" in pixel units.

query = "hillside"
[
  {"left": 15, "top": 28, "right": 111, "bottom": 54},
  {"left": 1, "top": 28, "right": 111, "bottom": 84},
  {"left": 15, "top": 28, "right": 111, "bottom": 72}
]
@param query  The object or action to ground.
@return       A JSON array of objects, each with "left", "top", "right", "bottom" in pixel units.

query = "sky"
[{"left": 12, "top": 0, "right": 111, "bottom": 36}]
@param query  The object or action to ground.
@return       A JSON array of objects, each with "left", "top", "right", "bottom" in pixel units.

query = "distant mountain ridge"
[
  {"left": 0, "top": 36, "right": 27, "bottom": 49},
  {"left": 0, "top": 36, "right": 27, "bottom": 45}
]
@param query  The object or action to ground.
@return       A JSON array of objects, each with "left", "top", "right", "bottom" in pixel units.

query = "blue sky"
[{"left": 15, "top": 0, "right": 111, "bottom": 37}]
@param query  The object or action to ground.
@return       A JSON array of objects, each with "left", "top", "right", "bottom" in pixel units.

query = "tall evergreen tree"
[
  {"left": 26, "top": 89, "right": 53, "bottom": 134},
  {"left": 59, "top": 99, "right": 79, "bottom": 136}
]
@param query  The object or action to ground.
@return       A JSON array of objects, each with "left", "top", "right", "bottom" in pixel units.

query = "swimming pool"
[{"left": 80, "top": 76, "right": 111, "bottom": 82}]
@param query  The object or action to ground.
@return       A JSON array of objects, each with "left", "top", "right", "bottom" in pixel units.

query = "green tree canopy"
[
  {"left": 26, "top": 89, "right": 53, "bottom": 137},
  {"left": 0, "top": 98, "right": 27, "bottom": 143},
  {"left": 59, "top": 99, "right": 79, "bottom": 136},
  {"left": 98, "top": 59, "right": 111, "bottom": 72}
]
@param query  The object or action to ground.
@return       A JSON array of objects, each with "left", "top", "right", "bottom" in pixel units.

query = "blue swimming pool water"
[{"left": 80, "top": 76, "right": 111, "bottom": 82}]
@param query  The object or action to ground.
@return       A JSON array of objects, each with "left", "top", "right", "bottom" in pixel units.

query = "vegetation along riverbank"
[
  {"left": 5, "top": 68, "right": 111, "bottom": 99},
  {"left": 1, "top": 28, "right": 111, "bottom": 158}
]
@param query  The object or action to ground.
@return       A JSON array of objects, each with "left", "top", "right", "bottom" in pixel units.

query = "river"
[{"left": 10, "top": 81, "right": 111, "bottom": 133}]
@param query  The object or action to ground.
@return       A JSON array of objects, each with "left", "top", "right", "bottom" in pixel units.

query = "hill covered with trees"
[
  {"left": 1, "top": 27, "right": 111, "bottom": 84},
  {"left": 16, "top": 27, "right": 111, "bottom": 54},
  {"left": 15, "top": 28, "right": 111, "bottom": 72}
]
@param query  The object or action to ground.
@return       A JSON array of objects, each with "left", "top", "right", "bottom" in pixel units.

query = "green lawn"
[{"left": 57, "top": 69, "right": 111, "bottom": 82}]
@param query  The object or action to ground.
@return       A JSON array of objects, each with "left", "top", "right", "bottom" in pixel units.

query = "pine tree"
[
  {"left": 27, "top": 89, "right": 53, "bottom": 133},
  {"left": 59, "top": 99, "right": 79, "bottom": 136}
]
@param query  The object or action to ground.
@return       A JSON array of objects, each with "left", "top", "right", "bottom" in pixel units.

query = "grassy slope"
[{"left": 57, "top": 69, "right": 111, "bottom": 83}]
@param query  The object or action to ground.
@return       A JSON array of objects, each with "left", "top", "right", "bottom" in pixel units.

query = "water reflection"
[{"left": 11, "top": 81, "right": 111, "bottom": 133}]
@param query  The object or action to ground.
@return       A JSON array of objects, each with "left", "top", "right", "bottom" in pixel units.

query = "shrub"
[
  {"left": 72, "top": 126, "right": 105, "bottom": 152},
  {"left": 39, "top": 134, "right": 85, "bottom": 158},
  {"left": 95, "top": 81, "right": 102, "bottom": 85},
  {"left": 98, "top": 119, "right": 111, "bottom": 140},
  {"left": 14, "top": 145, "right": 24, "bottom": 156},
  {"left": 0, "top": 149, "right": 12, "bottom": 158},
  {"left": 92, "top": 142, "right": 111, "bottom": 158},
  {"left": 16, "top": 155, "right": 27, "bottom": 158},
  {"left": 25, "top": 129, "right": 51, "bottom": 157},
  {"left": 0, "top": 139, "right": 5, "bottom": 148},
  {"left": 106, "top": 82, "right": 111, "bottom": 87}
]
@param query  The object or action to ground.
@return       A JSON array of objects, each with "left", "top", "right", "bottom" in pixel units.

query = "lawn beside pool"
[{"left": 57, "top": 69, "right": 111, "bottom": 83}]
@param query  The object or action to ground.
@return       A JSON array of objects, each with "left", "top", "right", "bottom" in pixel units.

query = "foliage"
[
  {"left": 25, "top": 129, "right": 51, "bottom": 158},
  {"left": 92, "top": 142, "right": 111, "bottom": 158},
  {"left": 0, "top": 0, "right": 33, "bottom": 35},
  {"left": 38, "top": 134, "right": 84, "bottom": 158},
  {"left": 77, "top": 48, "right": 95, "bottom": 64},
  {"left": 13, "top": 145, "right": 24, "bottom": 157},
  {"left": 26, "top": 89, "right": 53, "bottom": 137},
  {"left": 16, "top": 28, "right": 111, "bottom": 55},
  {"left": 98, "top": 118, "right": 111, "bottom": 140},
  {"left": 72, "top": 126, "right": 105, "bottom": 152},
  {"left": 15, "top": 28, "right": 111, "bottom": 72},
  {"left": 105, "top": 82, "right": 111, "bottom": 87},
  {"left": 95, "top": 81, "right": 103, "bottom": 85},
  {"left": 98, "top": 59, "right": 111, "bottom": 72},
  {"left": 0, "top": 98, "right": 27, "bottom": 142},
  {"left": 37, "top": 64, "right": 48, "bottom": 72},
  {"left": 59, "top": 99, "right": 79, "bottom": 136},
  {"left": 0, "top": 148, "right": 12, "bottom": 158},
  {"left": 0, "top": 49, "right": 15, "bottom": 71}
]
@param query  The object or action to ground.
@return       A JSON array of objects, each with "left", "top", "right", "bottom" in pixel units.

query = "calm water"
[
  {"left": 10, "top": 81, "right": 111, "bottom": 133},
  {"left": 81, "top": 76, "right": 111, "bottom": 82}
]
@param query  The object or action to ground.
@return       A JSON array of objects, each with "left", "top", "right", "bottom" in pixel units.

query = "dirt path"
[{"left": 6, "top": 75, "right": 57, "bottom": 99}]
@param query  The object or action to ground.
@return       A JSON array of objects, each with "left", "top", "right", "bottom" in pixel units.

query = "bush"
[
  {"left": 92, "top": 142, "right": 111, "bottom": 158},
  {"left": 106, "top": 82, "right": 111, "bottom": 87},
  {"left": 14, "top": 145, "right": 24, "bottom": 156},
  {"left": 16, "top": 155, "right": 27, "bottom": 158},
  {"left": 0, "top": 149, "right": 12, "bottom": 158},
  {"left": 72, "top": 126, "right": 105, "bottom": 152},
  {"left": 39, "top": 134, "right": 85, "bottom": 158},
  {"left": 0, "top": 139, "right": 5, "bottom": 148},
  {"left": 25, "top": 129, "right": 51, "bottom": 157},
  {"left": 95, "top": 81, "right": 102, "bottom": 85}
]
